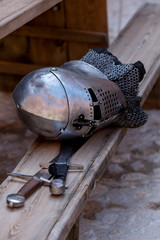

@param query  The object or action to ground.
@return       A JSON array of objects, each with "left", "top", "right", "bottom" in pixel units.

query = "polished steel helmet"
[{"left": 13, "top": 61, "right": 126, "bottom": 140}]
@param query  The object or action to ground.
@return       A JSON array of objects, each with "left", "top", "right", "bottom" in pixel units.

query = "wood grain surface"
[
  {"left": 64, "top": 0, "right": 108, "bottom": 59},
  {"left": 0, "top": 3, "right": 160, "bottom": 240},
  {"left": 0, "top": 0, "right": 62, "bottom": 40}
]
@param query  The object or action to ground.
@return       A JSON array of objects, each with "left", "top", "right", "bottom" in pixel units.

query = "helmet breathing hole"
[{"left": 88, "top": 88, "right": 102, "bottom": 120}]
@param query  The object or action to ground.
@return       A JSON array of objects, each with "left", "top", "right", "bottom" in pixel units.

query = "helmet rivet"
[{"left": 52, "top": 67, "right": 57, "bottom": 71}]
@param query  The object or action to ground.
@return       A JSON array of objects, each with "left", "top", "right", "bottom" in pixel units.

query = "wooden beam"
[
  {"left": 0, "top": 61, "right": 44, "bottom": 75},
  {"left": 64, "top": 0, "right": 108, "bottom": 59},
  {"left": 144, "top": 76, "right": 160, "bottom": 109},
  {"left": 0, "top": 0, "right": 62, "bottom": 40},
  {"left": 26, "top": 2, "right": 68, "bottom": 67},
  {"left": 66, "top": 218, "right": 79, "bottom": 240},
  {"left": 14, "top": 26, "right": 108, "bottom": 44}
]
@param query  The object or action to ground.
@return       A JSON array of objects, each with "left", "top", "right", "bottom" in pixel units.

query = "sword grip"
[{"left": 17, "top": 178, "right": 42, "bottom": 198}]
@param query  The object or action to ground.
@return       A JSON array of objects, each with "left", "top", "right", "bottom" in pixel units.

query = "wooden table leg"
[{"left": 66, "top": 218, "right": 79, "bottom": 240}]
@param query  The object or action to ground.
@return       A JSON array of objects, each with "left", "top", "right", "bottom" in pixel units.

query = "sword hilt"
[
  {"left": 6, "top": 177, "right": 42, "bottom": 207},
  {"left": 17, "top": 177, "right": 43, "bottom": 198},
  {"left": 6, "top": 172, "right": 66, "bottom": 207}
]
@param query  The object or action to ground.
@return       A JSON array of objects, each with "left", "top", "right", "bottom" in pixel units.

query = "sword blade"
[{"left": 7, "top": 172, "right": 33, "bottom": 181}]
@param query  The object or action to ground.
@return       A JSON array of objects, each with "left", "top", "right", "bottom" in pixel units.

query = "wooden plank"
[
  {"left": 0, "top": 61, "right": 44, "bottom": 75},
  {"left": 27, "top": 3, "right": 67, "bottom": 67},
  {"left": 14, "top": 26, "right": 108, "bottom": 44},
  {"left": 144, "top": 77, "right": 160, "bottom": 109},
  {"left": 109, "top": 3, "right": 160, "bottom": 104},
  {"left": 48, "top": 128, "right": 127, "bottom": 240},
  {"left": 66, "top": 218, "right": 79, "bottom": 240},
  {"left": 0, "top": 0, "right": 62, "bottom": 40},
  {"left": 0, "top": 3, "right": 160, "bottom": 240},
  {"left": 0, "top": 3, "right": 67, "bottom": 78},
  {"left": 64, "top": 0, "right": 108, "bottom": 59},
  {"left": 0, "top": 129, "right": 126, "bottom": 240}
]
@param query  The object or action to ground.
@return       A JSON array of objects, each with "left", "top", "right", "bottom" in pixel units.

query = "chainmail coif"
[{"left": 81, "top": 48, "right": 147, "bottom": 128}]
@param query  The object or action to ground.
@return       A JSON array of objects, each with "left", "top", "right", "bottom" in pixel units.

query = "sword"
[
  {"left": 6, "top": 139, "right": 85, "bottom": 208},
  {"left": 6, "top": 167, "right": 52, "bottom": 208}
]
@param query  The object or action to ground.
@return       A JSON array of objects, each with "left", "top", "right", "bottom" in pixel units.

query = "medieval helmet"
[{"left": 13, "top": 61, "right": 126, "bottom": 140}]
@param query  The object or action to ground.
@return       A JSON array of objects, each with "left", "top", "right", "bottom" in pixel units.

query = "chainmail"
[{"left": 81, "top": 49, "right": 148, "bottom": 128}]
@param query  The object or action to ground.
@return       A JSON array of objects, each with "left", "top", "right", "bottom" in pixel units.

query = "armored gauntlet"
[{"left": 81, "top": 48, "right": 147, "bottom": 128}]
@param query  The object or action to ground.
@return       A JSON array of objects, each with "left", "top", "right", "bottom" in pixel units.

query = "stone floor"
[{"left": 80, "top": 110, "right": 160, "bottom": 240}]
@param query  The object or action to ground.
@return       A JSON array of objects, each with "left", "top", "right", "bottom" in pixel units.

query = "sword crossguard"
[
  {"left": 39, "top": 162, "right": 84, "bottom": 171},
  {"left": 7, "top": 172, "right": 34, "bottom": 181}
]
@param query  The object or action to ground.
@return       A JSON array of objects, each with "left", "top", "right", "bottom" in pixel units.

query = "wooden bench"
[
  {"left": 0, "top": 3, "right": 160, "bottom": 240},
  {"left": 0, "top": 0, "right": 62, "bottom": 39}
]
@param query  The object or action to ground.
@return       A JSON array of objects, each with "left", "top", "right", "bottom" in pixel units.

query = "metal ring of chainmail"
[{"left": 81, "top": 48, "right": 148, "bottom": 128}]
